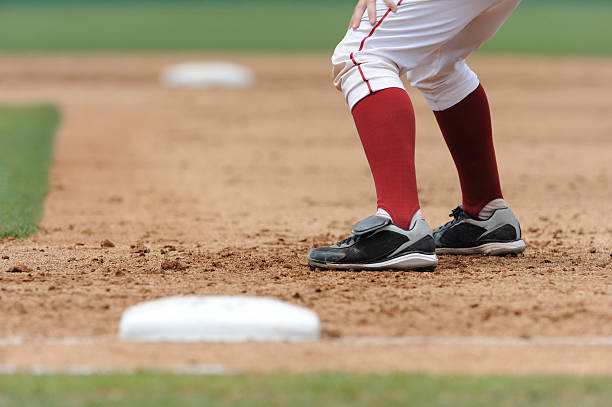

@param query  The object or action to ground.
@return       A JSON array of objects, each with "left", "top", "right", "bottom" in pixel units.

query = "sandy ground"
[{"left": 0, "top": 53, "right": 611, "bottom": 374}]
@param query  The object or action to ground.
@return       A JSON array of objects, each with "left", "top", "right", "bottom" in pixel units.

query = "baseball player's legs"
[
  {"left": 307, "top": 0, "right": 524, "bottom": 268},
  {"left": 352, "top": 87, "right": 419, "bottom": 230},
  {"left": 424, "top": 0, "right": 525, "bottom": 255},
  {"left": 423, "top": 0, "right": 521, "bottom": 218},
  {"left": 434, "top": 84, "right": 503, "bottom": 218},
  {"left": 330, "top": 0, "right": 510, "bottom": 228}
]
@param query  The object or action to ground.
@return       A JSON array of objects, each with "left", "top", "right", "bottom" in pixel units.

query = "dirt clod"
[
  {"left": 131, "top": 241, "right": 150, "bottom": 255},
  {"left": 6, "top": 265, "right": 32, "bottom": 273},
  {"left": 160, "top": 259, "right": 188, "bottom": 271},
  {"left": 100, "top": 240, "right": 115, "bottom": 248}
]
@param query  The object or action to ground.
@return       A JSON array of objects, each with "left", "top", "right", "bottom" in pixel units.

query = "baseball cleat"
[
  {"left": 433, "top": 206, "right": 525, "bottom": 256},
  {"left": 307, "top": 212, "right": 438, "bottom": 271}
]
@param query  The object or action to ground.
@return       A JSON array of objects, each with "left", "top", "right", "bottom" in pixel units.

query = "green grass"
[
  {"left": 1, "top": 373, "right": 612, "bottom": 407},
  {"left": 0, "top": 106, "right": 59, "bottom": 238},
  {"left": 0, "top": 2, "right": 610, "bottom": 54},
  {"left": 480, "top": 4, "right": 612, "bottom": 54},
  {"left": 0, "top": 3, "right": 349, "bottom": 51}
]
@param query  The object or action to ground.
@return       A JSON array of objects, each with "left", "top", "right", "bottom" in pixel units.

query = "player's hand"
[{"left": 349, "top": 0, "right": 397, "bottom": 30}]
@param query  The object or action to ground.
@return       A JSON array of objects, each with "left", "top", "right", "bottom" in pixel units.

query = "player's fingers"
[
  {"left": 349, "top": 0, "right": 366, "bottom": 29},
  {"left": 367, "top": 0, "right": 377, "bottom": 25},
  {"left": 384, "top": 0, "right": 398, "bottom": 13}
]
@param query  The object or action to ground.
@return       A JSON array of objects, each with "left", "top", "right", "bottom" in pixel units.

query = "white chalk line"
[
  {"left": 3, "top": 335, "right": 612, "bottom": 375},
  {"left": 0, "top": 335, "right": 114, "bottom": 346},
  {"left": 0, "top": 364, "right": 229, "bottom": 376},
  {"left": 338, "top": 336, "right": 612, "bottom": 346},
  {"left": 4, "top": 335, "right": 612, "bottom": 347},
  {"left": 0, "top": 335, "right": 230, "bottom": 375}
]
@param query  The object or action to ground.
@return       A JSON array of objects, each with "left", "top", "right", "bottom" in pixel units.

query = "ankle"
[{"left": 376, "top": 207, "right": 422, "bottom": 230}]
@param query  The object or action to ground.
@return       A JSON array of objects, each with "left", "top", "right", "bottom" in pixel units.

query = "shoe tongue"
[{"left": 351, "top": 216, "right": 391, "bottom": 236}]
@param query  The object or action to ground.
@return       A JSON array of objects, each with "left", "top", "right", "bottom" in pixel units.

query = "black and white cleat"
[
  {"left": 307, "top": 213, "right": 438, "bottom": 271},
  {"left": 433, "top": 206, "right": 526, "bottom": 256}
]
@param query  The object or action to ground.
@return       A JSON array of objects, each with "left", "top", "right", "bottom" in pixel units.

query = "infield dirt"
[{"left": 0, "top": 53, "right": 611, "bottom": 374}]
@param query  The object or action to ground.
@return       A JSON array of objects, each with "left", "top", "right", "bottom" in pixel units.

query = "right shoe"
[
  {"left": 307, "top": 212, "right": 438, "bottom": 271},
  {"left": 433, "top": 206, "right": 525, "bottom": 256}
]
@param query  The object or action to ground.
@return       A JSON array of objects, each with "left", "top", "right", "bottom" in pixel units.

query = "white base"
[
  {"left": 118, "top": 296, "right": 320, "bottom": 342},
  {"left": 160, "top": 62, "right": 254, "bottom": 89}
]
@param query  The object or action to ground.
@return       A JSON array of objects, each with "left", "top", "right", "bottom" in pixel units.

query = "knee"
[
  {"left": 411, "top": 62, "right": 480, "bottom": 111},
  {"left": 332, "top": 50, "right": 404, "bottom": 110}
]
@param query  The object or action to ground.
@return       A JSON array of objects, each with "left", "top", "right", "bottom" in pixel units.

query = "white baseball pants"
[{"left": 332, "top": 0, "right": 522, "bottom": 111}]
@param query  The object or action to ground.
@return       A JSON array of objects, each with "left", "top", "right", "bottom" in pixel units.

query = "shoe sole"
[
  {"left": 436, "top": 239, "right": 526, "bottom": 256},
  {"left": 307, "top": 252, "right": 438, "bottom": 272}
]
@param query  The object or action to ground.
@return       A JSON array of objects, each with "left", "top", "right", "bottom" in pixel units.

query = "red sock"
[
  {"left": 433, "top": 84, "right": 503, "bottom": 218},
  {"left": 352, "top": 88, "right": 419, "bottom": 229}
]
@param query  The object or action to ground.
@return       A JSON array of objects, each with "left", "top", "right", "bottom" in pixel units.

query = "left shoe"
[
  {"left": 433, "top": 206, "right": 526, "bottom": 256},
  {"left": 307, "top": 214, "right": 438, "bottom": 271}
]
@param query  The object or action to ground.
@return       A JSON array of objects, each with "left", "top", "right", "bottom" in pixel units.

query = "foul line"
[
  {"left": 0, "top": 335, "right": 114, "bottom": 346},
  {"left": 4, "top": 335, "right": 612, "bottom": 347},
  {"left": 337, "top": 336, "right": 612, "bottom": 346},
  {"left": 0, "top": 364, "right": 228, "bottom": 376}
]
